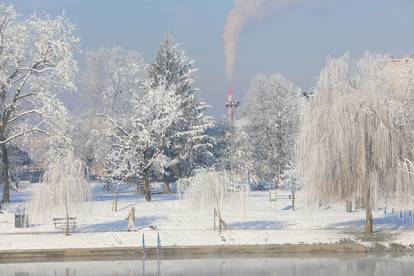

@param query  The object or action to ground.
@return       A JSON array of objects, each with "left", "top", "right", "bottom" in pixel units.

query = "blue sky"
[{"left": 11, "top": 0, "right": 414, "bottom": 117}]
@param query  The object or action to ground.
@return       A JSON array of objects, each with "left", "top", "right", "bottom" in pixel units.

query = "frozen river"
[{"left": 1, "top": 254, "right": 414, "bottom": 276}]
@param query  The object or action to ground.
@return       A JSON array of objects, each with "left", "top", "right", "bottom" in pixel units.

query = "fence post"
[
  {"left": 65, "top": 214, "right": 70, "bottom": 236},
  {"left": 14, "top": 214, "right": 19, "bottom": 228},
  {"left": 218, "top": 210, "right": 222, "bottom": 232},
  {"left": 24, "top": 214, "right": 29, "bottom": 228},
  {"left": 157, "top": 232, "right": 161, "bottom": 253},
  {"left": 346, "top": 200, "right": 352, "bottom": 213},
  {"left": 292, "top": 191, "right": 296, "bottom": 210},
  {"left": 213, "top": 209, "right": 215, "bottom": 231}
]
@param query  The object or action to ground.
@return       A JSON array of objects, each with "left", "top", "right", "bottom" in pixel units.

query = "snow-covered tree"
[
  {"left": 218, "top": 119, "right": 253, "bottom": 184},
  {"left": 298, "top": 53, "right": 414, "bottom": 234},
  {"left": 149, "top": 34, "right": 215, "bottom": 192},
  {"left": 74, "top": 47, "right": 147, "bottom": 172},
  {"left": 25, "top": 149, "right": 92, "bottom": 230},
  {"left": 100, "top": 83, "right": 183, "bottom": 201},
  {"left": 239, "top": 74, "right": 302, "bottom": 183},
  {"left": 82, "top": 47, "right": 147, "bottom": 115},
  {"left": 72, "top": 110, "right": 100, "bottom": 175},
  {"left": 181, "top": 169, "right": 250, "bottom": 215},
  {"left": 36, "top": 93, "right": 74, "bottom": 161},
  {"left": 0, "top": 5, "right": 80, "bottom": 202}
]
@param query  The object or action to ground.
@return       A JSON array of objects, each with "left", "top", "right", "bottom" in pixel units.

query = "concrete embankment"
[{"left": 0, "top": 243, "right": 367, "bottom": 261}]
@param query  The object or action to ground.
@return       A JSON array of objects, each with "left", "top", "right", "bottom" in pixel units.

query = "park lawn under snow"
[{"left": 1, "top": 181, "right": 414, "bottom": 250}]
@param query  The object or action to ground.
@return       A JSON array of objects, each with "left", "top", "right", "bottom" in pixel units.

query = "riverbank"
[
  {"left": 1, "top": 229, "right": 414, "bottom": 261},
  {"left": 0, "top": 243, "right": 367, "bottom": 261},
  {"left": 3, "top": 185, "right": 414, "bottom": 261}
]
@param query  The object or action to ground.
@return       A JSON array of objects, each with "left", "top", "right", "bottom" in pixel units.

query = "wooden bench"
[
  {"left": 269, "top": 190, "right": 292, "bottom": 201},
  {"left": 53, "top": 217, "right": 77, "bottom": 231},
  {"left": 269, "top": 190, "right": 296, "bottom": 210}
]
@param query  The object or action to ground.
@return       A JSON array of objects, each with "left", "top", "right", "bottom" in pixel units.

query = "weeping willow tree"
[
  {"left": 25, "top": 150, "right": 92, "bottom": 229},
  {"left": 298, "top": 53, "right": 414, "bottom": 234}
]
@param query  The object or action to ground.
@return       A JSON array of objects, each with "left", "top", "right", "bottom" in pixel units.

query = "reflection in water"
[{"left": 2, "top": 254, "right": 414, "bottom": 276}]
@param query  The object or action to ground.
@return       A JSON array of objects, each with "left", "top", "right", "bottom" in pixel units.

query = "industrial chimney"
[{"left": 225, "top": 87, "right": 239, "bottom": 127}]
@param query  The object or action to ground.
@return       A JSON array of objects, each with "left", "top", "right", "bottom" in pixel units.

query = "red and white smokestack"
[{"left": 226, "top": 87, "right": 234, "bottom": 126}]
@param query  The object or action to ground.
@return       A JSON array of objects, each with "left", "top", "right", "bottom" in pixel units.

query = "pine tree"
[{"left": 149, "top": 34, "right": 215, "bottom": 192}]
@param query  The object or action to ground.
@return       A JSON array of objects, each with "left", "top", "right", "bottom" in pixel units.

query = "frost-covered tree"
[
  {"left": 75, "top": 47, "right": 147, "bottom": 171},
  {"left": 35, "top": 93, "right": 74, "bottom": 161},
  {"left": 182, "top": 169, "right": 250, "bottom": 216},
  {"left": 0, "top": 5, "right": 80, "bottom": 203},
  {"left": 100, "top": 84, "right": 183, "bottom": 201},
  {"left": 72, "top": 110, "right": 100, "bottom": 175},
  {"left": 218, "top": 119, "right": 253, "bottom": 184},
  {"left": 82, "top": 47, "right": 146, "bottom": 115},
  {"left": 239, "top": 74, "right": 301, "bottom": 183},
  {"left": 299, "top": 53, "right": 414, "bottom": 234},
  {"left": 25, "top": 149, "right": 92, "bottom": 231},
  {"left": 149, "top": 34, "right": 215, "bottom": 192},
  {"left": 75, "top": 47, "right": 147, "bottom": 163}
]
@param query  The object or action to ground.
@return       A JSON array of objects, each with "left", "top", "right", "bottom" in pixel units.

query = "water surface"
[{"left": 1, "top": 254, "right": 414, "bottom": 276}]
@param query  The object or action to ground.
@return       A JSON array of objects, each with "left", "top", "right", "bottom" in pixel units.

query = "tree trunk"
[
  {"left": 365, "top": 186, "right": 373, "bottom": 234},
  {"left": 1, "top": 143, "right": 9, "bottom": 203},
  {"left": 365, "top": 207, "right": 373, "bottom": 234},
  {"left": 346, "top": 200, "right": 353, "bottom": 213},
  {"left": 112, "top": 183, "right": 120, "bottom": 212},
  {"left": 143, "top": 174, "right": 152, "bottom": 202},
  {"left": 163, "top": 174, "right": 170, "bottom": 194}
]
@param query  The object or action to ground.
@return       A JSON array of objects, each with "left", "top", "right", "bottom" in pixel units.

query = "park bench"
[
  {"left": 269, "top": 190, "right": 292, "bottom": 201},
  {"left": 137, "top": 183, "right": 159, "bottom": 194},
  {"left": 53, "top": 217, "right": 77, "bottom": 232},
  {"left": 269, "top": 190, "right": 296, "bottom": 209}
]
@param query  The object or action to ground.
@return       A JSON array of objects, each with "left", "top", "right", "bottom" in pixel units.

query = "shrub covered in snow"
[{"left": 179, "top": 169, "right": 250, "bottom": 213}]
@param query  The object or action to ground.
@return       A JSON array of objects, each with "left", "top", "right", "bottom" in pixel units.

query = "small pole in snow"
[
  {"left": 157, "top": 232, "right": 161, "bottom": 253},
  {"left": 142, "top": 233, "right": 146, "bottom": 251}
]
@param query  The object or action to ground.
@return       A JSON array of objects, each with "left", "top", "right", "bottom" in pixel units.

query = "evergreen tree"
[{"left": 149, "top": 34, "right": 215, "bottom": 192}]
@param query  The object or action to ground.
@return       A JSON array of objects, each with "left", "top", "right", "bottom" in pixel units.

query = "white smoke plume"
[{"left": 224, "top": 0, "right": 301, "bottom": 82}]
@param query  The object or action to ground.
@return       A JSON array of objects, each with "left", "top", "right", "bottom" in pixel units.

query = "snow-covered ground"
[{"left": 1, "top": 181, "right": 414, "bottom": 250}]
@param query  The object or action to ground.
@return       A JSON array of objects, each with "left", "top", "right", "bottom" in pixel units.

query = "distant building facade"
[{"left": 383, "top": 57, "right": 414, "bottom": 92}]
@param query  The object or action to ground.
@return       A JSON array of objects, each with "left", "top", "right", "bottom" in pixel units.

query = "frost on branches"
[
  {"left": 0, "top": 4, "right": 80, "bottom": 203},
  {"left": 298, "top": 53, "right": 414, "bottom": 233},
  {"left": 238, "top": 74, "right": 302, "bottom": 185},
  {"left": 149, "top": 34, "right": 215, "bottom": 192},
  {"left": 82, "top": 47, "right": 147, "bottom": 115},
  {"left": 74, "top": 47, "right": 146, "bottom": 171},
  {"left": 25, "top": 150, "right": 92, "bottom": 225},
  {"left": 100, "top": 84, "right": 183, "bottom": 201},
  {"left": 179, "top": 169, "right": 249, "bottom": 216},
  {"left": 218, "top": 119, "right": 254, "bottom": 185}
]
